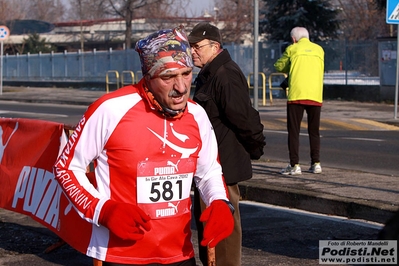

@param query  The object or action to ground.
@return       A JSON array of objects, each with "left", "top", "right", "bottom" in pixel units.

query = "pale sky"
[
  {"left": 187, "top": 0, "right": 215, "bottom": 17},
  {"left": 62, "top": 0, "right": 216, "bottom": 18}
]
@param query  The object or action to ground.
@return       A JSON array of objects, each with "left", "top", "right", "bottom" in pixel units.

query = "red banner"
[{"left": 0, "top": 118, "right": 92, "bottom": 255}]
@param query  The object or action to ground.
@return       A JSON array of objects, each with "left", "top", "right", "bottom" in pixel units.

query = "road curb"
[{"left": 239, "top": 182, "right": 395, "bottom": 224}]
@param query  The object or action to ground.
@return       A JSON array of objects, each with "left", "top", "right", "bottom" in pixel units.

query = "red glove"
[
  {"left": 99, "top": 200, "right": 151, "bottom": 241},
  {"left": 200, "top": 200, "right": 234, "bottom": 248}
]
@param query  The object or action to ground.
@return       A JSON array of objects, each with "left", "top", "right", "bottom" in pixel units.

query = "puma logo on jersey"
[
  {"left": 154, "top": 160, "right": 181, "bottom": 175},
  {"left": 167, "top": 160, "right": 180, "bottom": 171},
  {"left": 156, "top": 202, "right": 180, "bottom": 217},
  {"left": 168, "top": 201, "right": 180, "bottom": 212},
  {"left": 154, "top": 166, "right": 176, "bottom": 175}
]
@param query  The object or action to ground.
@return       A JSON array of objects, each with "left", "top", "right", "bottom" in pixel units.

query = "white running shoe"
[
  {"left": 281, "top": 164, "right": 302, "bottom": 175},
  {"left": 309, "top": 162, "right": 322, "bottom": 174}
]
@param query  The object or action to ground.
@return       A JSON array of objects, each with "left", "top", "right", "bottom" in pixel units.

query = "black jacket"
[{"left": 193, "top": 49, "right": 266, "bottom": 185}]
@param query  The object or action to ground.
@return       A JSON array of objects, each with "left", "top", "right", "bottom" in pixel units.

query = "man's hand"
[
  {"left": 200, "top": 200, "right": 234, "bottom": 248},
  {"left": 99, "top": 200, "right": 151, "bottom": 241}
]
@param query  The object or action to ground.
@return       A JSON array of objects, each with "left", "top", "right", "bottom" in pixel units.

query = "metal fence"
[{"left": 2, "top": 40, "right": 380, "bottom": 87}]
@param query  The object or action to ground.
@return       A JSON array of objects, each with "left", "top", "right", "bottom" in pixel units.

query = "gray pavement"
[{"left": 0, "top": 85, "right": 398, "bottom": 226}]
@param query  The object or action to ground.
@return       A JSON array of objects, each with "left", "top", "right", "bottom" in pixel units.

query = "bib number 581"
[{"left": 149, "top": 180, "right": 183, "bottom": 202}]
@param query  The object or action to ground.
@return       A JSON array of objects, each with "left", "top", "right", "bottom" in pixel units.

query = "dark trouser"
[
  {"left": 193, "top": 184, "right": 242, "bottom": 266},
  {"left": 287, "top": 103, "right": 321, "bottom": 166},
  {"left": 102, "top": 258, "right": 196, "bottom": 266}
]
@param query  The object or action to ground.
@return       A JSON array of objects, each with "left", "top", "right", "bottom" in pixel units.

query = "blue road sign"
[{"left": 387, "top": 0, "right": 399, "bottom": 24}]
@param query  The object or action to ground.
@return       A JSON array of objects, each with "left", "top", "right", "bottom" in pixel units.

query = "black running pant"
[{"left": 287, "top": 103, "right": 321, "bottom": 166}]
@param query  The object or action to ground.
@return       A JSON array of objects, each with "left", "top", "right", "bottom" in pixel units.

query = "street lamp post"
[{"left": 253, "top": 0, "right": 259, "bottom": 110}]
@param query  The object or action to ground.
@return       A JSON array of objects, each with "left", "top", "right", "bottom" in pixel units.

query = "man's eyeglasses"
[{"left": 191, "top": 43, "right": 213, "bottom": 52}]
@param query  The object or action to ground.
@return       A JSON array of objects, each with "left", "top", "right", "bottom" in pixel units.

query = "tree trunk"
[{"left": 125, "top": 11, "right": 133, "bottom": 49}]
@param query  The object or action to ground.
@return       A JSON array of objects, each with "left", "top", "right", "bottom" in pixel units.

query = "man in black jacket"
[{"left": 188, "top": 22, "right": 266, "bottom": 266}]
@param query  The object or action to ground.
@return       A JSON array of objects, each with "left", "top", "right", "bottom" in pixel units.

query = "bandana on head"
[{"left": 135, "top": 26, "right": 194, "bottom": 77}]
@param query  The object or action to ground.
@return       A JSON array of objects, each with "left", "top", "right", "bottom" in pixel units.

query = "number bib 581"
[{"left": 136, "top": 158, "right": 195, "bottom": 219}]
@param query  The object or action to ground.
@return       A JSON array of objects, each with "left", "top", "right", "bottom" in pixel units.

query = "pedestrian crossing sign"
[{"left": 387, "top": 0, "right": 399, "bottom": 24}]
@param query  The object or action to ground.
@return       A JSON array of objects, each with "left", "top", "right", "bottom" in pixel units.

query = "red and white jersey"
[{"left": 54, "top": 80, "right": 228, "bottom": 264}]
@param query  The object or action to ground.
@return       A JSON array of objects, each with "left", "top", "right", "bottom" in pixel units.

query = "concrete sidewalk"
[
  {"left": 243, "top": 160, "right": 398, "bottom": 224},
  {"left": 0, "top": 86, "right": 399, "bottom": 224}
]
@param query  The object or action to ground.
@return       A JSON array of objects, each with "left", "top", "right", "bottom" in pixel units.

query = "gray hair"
[{"left": 290, "top": 27, "right": 309, "bottom": 41}]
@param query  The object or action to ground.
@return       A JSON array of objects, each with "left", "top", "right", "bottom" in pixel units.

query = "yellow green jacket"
[{"left": 274, "top": 38, "right": 324, "bottom": 103}]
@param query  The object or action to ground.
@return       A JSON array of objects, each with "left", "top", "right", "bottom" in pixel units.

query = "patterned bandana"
[{"left": 135, "top": 26, "right": 194, "bottom": 77}]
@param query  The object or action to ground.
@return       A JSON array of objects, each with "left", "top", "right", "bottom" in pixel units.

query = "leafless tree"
[
  {"left": 104, "top": 0, "right": 181, "bottom": 49},
  {"left": 0, "top": 0, "right": 66, "bottom": 23},
  {"left": 0, "top": 0, "right": 65, "bottom": 54},
  {"left": 140, "top": 0, "right": 194, "bottom": 31},
  {"left": 0, "top": 0, "right": 30, "bottom": 23},
  {"left": 26, "top": 0, "right": 66, "bottom": 23},
  {"left": 213, "top": 0, "right": 265, "bottom": 44},
  {"left": 335, "top": 0, "right": 391, "bottom": 40},
  {"left": 67, "top": 0, "right": 110, "bottom": 21}
]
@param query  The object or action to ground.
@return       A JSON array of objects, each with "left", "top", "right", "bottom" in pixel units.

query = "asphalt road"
[
  {"left": 1, "top": 100, "right": 398, "bottom": 176},
  {"left": 0, "top": 200, "right": 383, "bottom": 266},
  {"left": 264, "top": 129, "right": 399, "bottom": 176},
  {"left": 0, "top": 91, "right": 398, "bottom": 265}
]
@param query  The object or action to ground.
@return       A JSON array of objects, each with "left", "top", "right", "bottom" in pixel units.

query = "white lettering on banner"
[
  {"left": 0, "top": 122, "right": 18, "bottom": 163},
  {"left": 12, "top": 166, "right": 62, "bottom": 229}
]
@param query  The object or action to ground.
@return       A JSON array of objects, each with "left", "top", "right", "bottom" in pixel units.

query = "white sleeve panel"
[
  {"left": 62, "top": 93, "right": 142, "bottom": 224},
  {"left": 188, "top": 102, "right": 228, "bottom": 206}
]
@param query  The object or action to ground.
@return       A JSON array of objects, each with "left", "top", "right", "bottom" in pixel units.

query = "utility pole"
[{"left": 253, "top": 0, "right": 259, "bottom": 110}]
